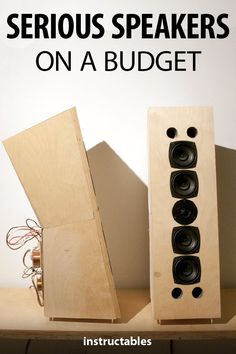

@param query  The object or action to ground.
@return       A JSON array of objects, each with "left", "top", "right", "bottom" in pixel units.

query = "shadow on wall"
[
  {"left": 87, "top": 142, "right": 149, "bottom": 289},
  {"left": 88, "top": 143, "right": 236, "bottom": 289},
  {"left": 216, "top": 145, "right": 236, "bottom": 288}
]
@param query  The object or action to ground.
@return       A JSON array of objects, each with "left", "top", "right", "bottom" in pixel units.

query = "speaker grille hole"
[
  {"left": 187, "top": 127, "right": 198, "bottom": 138},
  {"left": 192, "top": 287, "right": 203, "bottom": 298},
  {"left": 172, "top": 287, "right": 183, "bottom": 299},
  {"left": 167, "top": 127, "right": 177, "bottom": 139}
]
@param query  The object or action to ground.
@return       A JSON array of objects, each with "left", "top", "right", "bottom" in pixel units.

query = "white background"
[{"left": 0, "top": 0, "right": 235, "bottom": 287}]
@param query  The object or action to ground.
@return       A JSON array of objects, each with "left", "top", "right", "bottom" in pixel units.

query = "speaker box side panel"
[
  {"left": 148, "top": 107, "right": 221, "bottom": 320},
  {"left": 43, "top": 221, "right": 119, "bottom": 320},
  {"left": 3, "top": 108, "right": 93, "bottom": 228},
  {"left": 3, "top": 108, "right": 120, "bottom": 319}
]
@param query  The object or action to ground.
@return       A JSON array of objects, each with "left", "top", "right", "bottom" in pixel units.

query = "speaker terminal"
[
  {"left": 22, "top": 242, "right": 44, "bottom": 307},
  {"left": 30, "top": 246, "right": 44, "bottom": 306}
]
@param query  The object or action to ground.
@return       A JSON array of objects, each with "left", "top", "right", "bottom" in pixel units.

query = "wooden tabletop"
[{"left": 0, "top": 288, "right": 235, "bottom": 340}]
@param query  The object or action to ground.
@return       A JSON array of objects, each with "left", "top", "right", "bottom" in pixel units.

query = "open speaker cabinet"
[
  {"left": 148, "top": 107, "right": 221, "bottom": 321},
  {"left": 3, "top": 108, "right": 120, "bottom": 320}
]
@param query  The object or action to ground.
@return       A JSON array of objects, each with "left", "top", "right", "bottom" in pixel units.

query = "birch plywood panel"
[
  {"left": 43, "top": 221, "right": 119, "bottom": 319},
  {"left": 3, "top": 108, "right": 120, "bottom": 320},
  {"left": 148, "top": 107, "right": 221, "bottom": 320},
  {"left": 3, "top": 108, "right": 93, "bottom": 228}
]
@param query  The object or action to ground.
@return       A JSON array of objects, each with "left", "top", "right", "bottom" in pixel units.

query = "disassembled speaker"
[
  {"left": 3, "top": 108, "right": 120, "bottom": 320},
  {"left": 148, "top": 107, "right": 221, "bottom": 321}
]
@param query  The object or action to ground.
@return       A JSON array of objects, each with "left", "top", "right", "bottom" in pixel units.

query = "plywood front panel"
[{"left": 148, "top": 107, "right": 221, "bottom": 320}]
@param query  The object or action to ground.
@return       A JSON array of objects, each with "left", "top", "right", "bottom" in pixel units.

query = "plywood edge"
[
  {"left": 148, "top": 106, "right": 214, "bottom": 126},
  {"left": 148, "top": 106, "right": 213, "bottom": 112},
  {"left": 93, "top": 212, "right": 121, "bottom": 318},
  {"left": 147, "top": 109, "right": 155, "bottom": 319},
  {"left": 70, "top": 113, "right": 120, "bottom": 318}
]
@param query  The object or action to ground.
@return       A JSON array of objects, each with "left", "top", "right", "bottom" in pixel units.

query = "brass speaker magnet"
[
  {"left": 36, "top": 276, "right": 43, "bottom": 292},
  {"left": 31, "top": 249, "right": 41, "bottom": 268}
]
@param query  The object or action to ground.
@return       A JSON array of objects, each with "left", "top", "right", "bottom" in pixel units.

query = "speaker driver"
[
  {"left": 172, "top": 226, "right": 200, "bottom": 254},
  {"left": 173, "top": 256, "right": 201, "bottom": 284},
  {"left": 170, "top": 170, "right": 198, "bottom": 198},
  {"left": 172, "top": 199, "right": 198, "bottom": 225},
  {"left": 169, "top": 141, "right": 197, "bottom": 168}
]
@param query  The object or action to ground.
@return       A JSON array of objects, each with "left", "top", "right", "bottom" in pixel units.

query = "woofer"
[
  {"left": 173, "top": 256, "right": 201, "bottom": 284},
  {"left": 172, "top": 226, "right": 200, "bottom": 254},
  {"left": 172, "top": 199, "right": 198, "bottom": 225},
  {"left": 169, "top": 141, "right": 197, "bottom": 168},
  {"left": 170, "top": 170, "right": 198, "bottom": 198}
]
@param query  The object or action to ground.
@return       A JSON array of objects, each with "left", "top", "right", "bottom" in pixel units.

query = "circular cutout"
[
  {"left": 187, "top": 127, "right": 198, "bottom": 138},
  {"left": 169, "top": 141, "right": 197, "bottom": 168},
  {"left": 170, "top": 171, "right": 198, "bottom": 198},
  {"left": 167, "top": 127, "right": 177, "bottom": 139},
  {"left": 172, "top": 227, "right": 200, "bottom": 254},
  {"left": 192, "top": 287, "right": 203, "bottom": 298},
  {"left": 172, "top": 287, "right": 183, "bottom": 299},
  {"left": 173, "top": 256, "right": 201, "bottom": 284},
  {"left": 172, "top": 199, "right": 198, "bottom": 225}
]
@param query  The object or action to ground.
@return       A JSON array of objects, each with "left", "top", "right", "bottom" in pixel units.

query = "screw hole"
[
  {"left": 167, "top": 127, "right": 177, "bottom": 139},
  {"left": 171, "top": 287, "right": 183, "bottom": 299},
  {"left": 192, "top": 287, "right": 203, "bottom": 298},
  {"left": 187, "top": 127, "right": 198, "bottom": 138}
]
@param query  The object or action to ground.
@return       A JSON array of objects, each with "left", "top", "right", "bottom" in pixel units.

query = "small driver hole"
[
  {"left": 192, "top": 287, "right": 203, "bottom": 298},
  {"left": 187, "top": 127, "right": 198, "bottom": 138},
  {"left": 167, "top": 127, "right": 177, "bottom": 138},
  {"left": 172, "top": 287, "right": 183, "bottom": 299}
]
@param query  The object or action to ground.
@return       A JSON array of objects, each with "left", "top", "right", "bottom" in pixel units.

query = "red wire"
[{"left": 8, "top": 231, "right": 39, "bottom": 245}]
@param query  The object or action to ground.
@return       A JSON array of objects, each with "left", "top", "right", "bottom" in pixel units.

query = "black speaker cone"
[
  {"left": 169, "top": 141, "right": 197, "bottom": 168},
  {"left": 172, "top": 199, "right": 198, "bottom": 225},
  {"left": 173, "top": 256, "right": 201, "bottom": 284},
  {"left": 172, "top": 226, "right": 200, "bottom": 254},
  {"left": 170, "top": 170, "right": 198, "bottom": 198}
]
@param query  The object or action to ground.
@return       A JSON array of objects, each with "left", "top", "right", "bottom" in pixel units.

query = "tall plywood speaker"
[
  {"left": 148, "top": 107, "right": 221, "bottom": 321},
  {"left": 4, "top": 108, "right": 120, "bottom": 320}
]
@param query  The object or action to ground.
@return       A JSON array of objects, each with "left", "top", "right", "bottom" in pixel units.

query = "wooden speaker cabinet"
[
  {"left": 148, "top": 107, "right": 221, "bottom": 321},
  {"left": 4, "top": 108, "right": 120, "bottom": 320}
]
